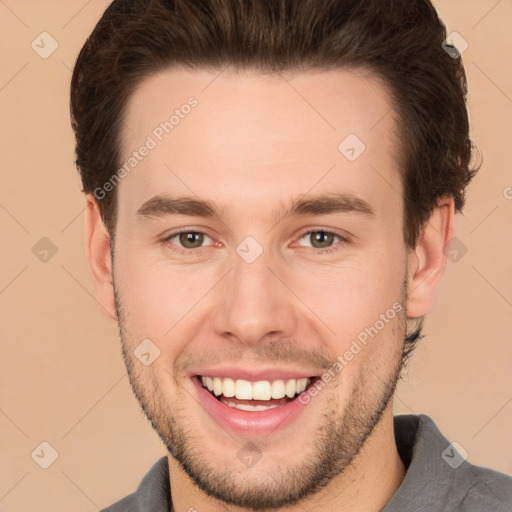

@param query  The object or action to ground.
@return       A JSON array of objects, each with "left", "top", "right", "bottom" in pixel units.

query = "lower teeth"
[{"left": 220, "top": 399, "right": 280, "bottom": 412}]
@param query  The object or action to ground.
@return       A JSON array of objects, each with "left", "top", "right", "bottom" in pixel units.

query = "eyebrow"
[{"left": 136, "top": 192, "right": 375, "bottom": 221}]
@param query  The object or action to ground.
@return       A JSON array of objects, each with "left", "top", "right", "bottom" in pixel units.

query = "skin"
[{"left": 84, "top": 67, "right": 454, "bottom": 512}]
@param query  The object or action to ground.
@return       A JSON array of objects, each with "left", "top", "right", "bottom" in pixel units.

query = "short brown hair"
[
  {"left": 70, "top": 0, "right": 480, "bottom": 357},
  {"left": 71, "top": 0, "right": 479, "bottom": 248}
]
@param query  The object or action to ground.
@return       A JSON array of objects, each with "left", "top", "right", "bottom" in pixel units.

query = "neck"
[{"left": 168, "top": 403, "right": 406, "bottom": 512}]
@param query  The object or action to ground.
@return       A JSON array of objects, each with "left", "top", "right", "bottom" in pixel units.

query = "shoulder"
[
  {"left": 386, "top": 414, "right": 511, "bottom": 512},
  {"left": 416, "top": 414, "right": 512, "bottom": 510},
  {"left": 458, "top": 463, "right": 512, "bottom": 511},
  {"left": 100, "top": 492, "right": 139, "bottom": 512},
  {"left": 99, "top": 456, "right": 170, "bottom": 512}
]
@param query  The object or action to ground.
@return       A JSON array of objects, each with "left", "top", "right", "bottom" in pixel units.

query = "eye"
[
  {"left": 160, "top": 228, "right": 349, "bottom": 256},
  {"left": 296, "top": 230, "right": 348, "bottom": 253},
  {"left": 161, "top": 230, "right": 215, "bottom": 252}
]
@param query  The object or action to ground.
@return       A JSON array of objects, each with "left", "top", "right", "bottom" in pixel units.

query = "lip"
[
  {"left": 191, "top": 375, "right": 314, "bottom": 435},
  {"left": 188, "top": 366, "right": 320, "bottom": 382}
]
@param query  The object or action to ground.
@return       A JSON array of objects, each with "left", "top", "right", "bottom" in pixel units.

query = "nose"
[{"left": 212, "top": 247, "right": 299, "bottom": 347}]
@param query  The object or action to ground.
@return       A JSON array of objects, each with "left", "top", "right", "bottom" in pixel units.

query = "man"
[{"left": 70, "top": 0, "right": 511, "bottom": 510}]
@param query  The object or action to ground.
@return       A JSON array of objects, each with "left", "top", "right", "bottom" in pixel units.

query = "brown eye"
[
  {"left": 294, "top": 230, "right": 349, "bottom": 254},
  {"left": 178, "top": 232, "right": 205, "bottom": 249},
  {"left": 307, "top": 231, "right": 337, "bottom": 249},
  {"left": 161, "top": 230, "right": 216, "bottom": 255}
]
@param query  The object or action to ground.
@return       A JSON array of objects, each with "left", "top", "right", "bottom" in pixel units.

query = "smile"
[
  {"left": 190, "top": 367, "right": 322, "bottom": 434},
  {"left": 199, "top": 375, "right": 312, "bottom": 411}
]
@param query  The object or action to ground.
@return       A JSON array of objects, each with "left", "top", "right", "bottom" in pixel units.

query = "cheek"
[
  {"left": 115, "top": 250, "right": 217, "bottom": 342},
  {"left": 287, "top": 249, "right": 406, "bottom": 345}
]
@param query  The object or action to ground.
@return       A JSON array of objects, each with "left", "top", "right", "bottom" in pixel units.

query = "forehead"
[{"left": 118, "top": 67, "right": 401, "bottom": 222}]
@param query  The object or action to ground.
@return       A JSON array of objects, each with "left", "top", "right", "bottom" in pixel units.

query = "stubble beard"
[{"left": 113, "top": 272, "right": 409, "bottom": 510}]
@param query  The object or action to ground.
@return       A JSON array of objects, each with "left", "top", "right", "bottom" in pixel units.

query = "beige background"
[{"left": 1, "top": 1, "right": 511, "bottom": 511}]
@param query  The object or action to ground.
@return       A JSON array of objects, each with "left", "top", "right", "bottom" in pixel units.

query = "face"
[{"left": 110, "top": 67, "right": 410, "bottom": 509}]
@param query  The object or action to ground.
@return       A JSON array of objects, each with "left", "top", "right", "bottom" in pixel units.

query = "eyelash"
[{"left": 160, "top": 228, "right": 350, "bottom": 256}]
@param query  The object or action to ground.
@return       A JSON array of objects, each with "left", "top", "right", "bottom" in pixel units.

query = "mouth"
[{"left": 194, "top": 375, "right": 320, "bottom": 412}]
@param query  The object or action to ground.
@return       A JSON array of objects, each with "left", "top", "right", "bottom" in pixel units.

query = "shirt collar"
[{"left": 382, "top": 414, "right": 474, "bottom": 511}]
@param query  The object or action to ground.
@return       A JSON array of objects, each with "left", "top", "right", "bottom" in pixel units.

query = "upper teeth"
[{"left": 201, "top": 376, "right": 310, "bottom": 400}]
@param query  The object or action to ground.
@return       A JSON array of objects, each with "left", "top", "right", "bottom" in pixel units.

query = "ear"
[
  {"left": 84, "top": 194, "right": 118, "bottom": 321},
  {"left": 406, "top": 196, "right": 455, "bottom": 318}
]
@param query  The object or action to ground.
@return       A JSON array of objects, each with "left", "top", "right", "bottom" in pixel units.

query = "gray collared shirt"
[{"left": 101, "top": 414, "right": 512, "bottom": 511}]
